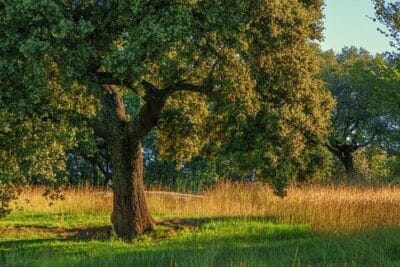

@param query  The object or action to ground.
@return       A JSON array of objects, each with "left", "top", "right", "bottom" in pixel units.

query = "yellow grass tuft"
[{"left": 12, "top": 182, "right": 400, "bottom": 232}]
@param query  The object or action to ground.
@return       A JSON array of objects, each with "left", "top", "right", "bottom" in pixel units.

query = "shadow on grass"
[
  {"left": 83, "top": 241, "right": 322, "bottom": 267},
  {"left": 67, "top": 225, "right": 113, "bottom": 240},
  {"left": 1, "top": 216, "right": 400, "bottom": 266},
  {"left": 0, "top": 225, "right": 113, "bottom": 247},
  {"left": 0, "top": 215, "right": 317, "bottom": 266},
  {"left": 1, "top": 215, "right": 282, "bottom": 244},
  {"left": 0, "top": 215, "right": 291, "bottom": 247},
  {"left": 55, "top": 227, "right": 400, "bottom": 266}
]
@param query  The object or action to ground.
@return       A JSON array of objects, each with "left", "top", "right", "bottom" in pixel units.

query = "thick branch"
[
  {"left": 325, "top": 141, "right": 341, "bottom": 157},
  {"left": 325, "top": 139, "right": 359, "bottom": 156},
  {"left": 96, "top": 85, "right": 129, "bottom": 140},
  {"left": 141, "top": 79, "right": 212, "bottom": 102},
  {"left": 128, "top": 81, "right": 165, "bottom": 140},
  {"left": 96, "top": 72, "right": 139, "bottom": 94},
  {"left": 103, "top": 85, "right": 128, "bottom": 123},
  {"left": 127, "top": 80, "right": 212, "bottom": 140},
  {"left": 141, "top": 80, "right": 163, "bottom": 102}
]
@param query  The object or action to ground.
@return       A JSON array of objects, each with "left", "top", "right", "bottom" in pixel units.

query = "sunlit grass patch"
[
  {"left": 0, "top": 212, "right": 109, "bottom": 232},
  {"left": 12, "top": 182, "right": 400, "bottom": 232},
  {"left": 0, "top": 216, "right": 314, "bottom": 267},
  {"left": 2, "top": 183, "right": 400, "bottom": 266},
  {"left": 1, "top": 214, "right": 400, "bottom": 266}
]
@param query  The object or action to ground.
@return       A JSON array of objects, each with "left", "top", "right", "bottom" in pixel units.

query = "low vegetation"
[{"left": 1, "top": 182, "right": 400, "bottom": 266}]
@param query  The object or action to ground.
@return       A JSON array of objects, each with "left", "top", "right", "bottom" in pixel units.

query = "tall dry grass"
[{"left": 13, "top": 182, "right": 400, "bottom": 232}]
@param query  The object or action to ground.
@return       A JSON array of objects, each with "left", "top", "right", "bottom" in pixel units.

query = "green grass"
[
  {"left": 1, "top": 212, "right": 400, "bottom": 266},
  {"left": 0, "top": 212, "right": 109, "bottom": 230}
]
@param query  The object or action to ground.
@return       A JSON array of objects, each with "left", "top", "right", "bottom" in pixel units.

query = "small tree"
[{"left": 321, "top": 47, "right": 400, "bottom": 179}]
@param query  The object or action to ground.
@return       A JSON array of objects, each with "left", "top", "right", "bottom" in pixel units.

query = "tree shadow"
[
  {"left": 66, "top": 225, "right": 113, "bottom": 241},
  {"left": 1, "top": 217, "right": 400, "bottom": 266},
  {"left": 0, "top": 215, "right": 285, "bottom": 250},
  {"left": 0, "top": 225, "right": 113, "bottom": 247},
  {"left": 0, "top": 215, "right": 315, "bottom": 266},
  {"left": 63, "top": 226, "right": 400, "bottom": 266}
]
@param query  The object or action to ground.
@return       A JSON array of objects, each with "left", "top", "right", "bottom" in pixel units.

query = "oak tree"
[
  {"left": 321, "top": 47, "right": 400, "bottom": 179},
  {"left": 1, "top": 0, "right": 331, "bottom": 239}
]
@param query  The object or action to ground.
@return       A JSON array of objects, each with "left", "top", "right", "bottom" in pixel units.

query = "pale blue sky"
[{"left": 320, "top": 0, "right": 394, "bottom": 54}]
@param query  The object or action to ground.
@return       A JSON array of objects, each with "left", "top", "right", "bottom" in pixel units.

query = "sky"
[{"left": 320, "top": 0, "right": 394, "bottom": 54}]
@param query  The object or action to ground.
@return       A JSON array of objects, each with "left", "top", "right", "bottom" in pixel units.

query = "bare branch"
[{"left": 141, "top": 80, "right": 162, "bottom": 102}]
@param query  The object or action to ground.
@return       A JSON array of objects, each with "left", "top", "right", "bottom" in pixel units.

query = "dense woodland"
[{"left": 0, "top": 0, "right": 399, "bottom": 240}]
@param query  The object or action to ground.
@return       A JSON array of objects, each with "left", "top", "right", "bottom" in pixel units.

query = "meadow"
[{"left": 2, "top": 182, "right": 400, "bottom": 266}]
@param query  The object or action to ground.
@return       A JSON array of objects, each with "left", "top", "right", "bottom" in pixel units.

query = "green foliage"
[
  {"left": 0, "top": 0, "right": 98, "bottom": 194},
  {"left": 323, "top": 48, "right": 386, "bottom": 146},
  {"left": 156, "top": 92, "right": 211, "bottom": 165},
  {"left": 133, "top": 0, "right": 333, "bottom": 195},
  {"left": 353, "top": 147, "right": 400, "bottom": 184},
  {"left": 214, "top": 42, "right": 334, "bottom": 193},
  {"left": 144, "top": 154, "right": 219, "bottom": 192},
  {"left": 1, "top": 0, "right": 334, "bottom": 203},
  {"left": 320, "top": 47, "right": 400, "bottom": 181}
]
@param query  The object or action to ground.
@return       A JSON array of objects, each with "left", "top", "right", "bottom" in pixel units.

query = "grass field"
[{"left": 1, "top": 182, "right": 400, "bottom": 266}]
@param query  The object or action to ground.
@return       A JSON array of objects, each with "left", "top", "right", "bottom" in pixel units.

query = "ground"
[{"left": 1, "top": 183, "right": 400, "bottom": 266}]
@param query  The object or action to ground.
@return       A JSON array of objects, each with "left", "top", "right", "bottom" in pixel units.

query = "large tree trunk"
[
  {"left": 98, "top": 84, "right": 165, "bottom": 240},
  {"left": 110, "top": 135, "right": 153, "bottom": 239},
  {"left": 93, "top": 78, "right": 201, "bottom": 240}
]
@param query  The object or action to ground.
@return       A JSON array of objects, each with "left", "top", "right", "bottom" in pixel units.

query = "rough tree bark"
[
  {"left": 100, "top": 84, "right": 161, "bottom": 240},
  {"left": 96, "top": 77, "right": 208, "bottom": 240},
  {"left": 110, "top": 134, "right": 153, "bottom": 238}
]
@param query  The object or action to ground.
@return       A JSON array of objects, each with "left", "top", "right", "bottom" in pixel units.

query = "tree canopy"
[
  {"left": 321, "top": 47, "right": 400, "bottom": 179},
  {"left": 1, "top": 0, "right": 333, "bottom": 238}
]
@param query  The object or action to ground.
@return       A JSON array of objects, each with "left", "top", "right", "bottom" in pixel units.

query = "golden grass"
[{"left": 12, "top": 182, "right": 400, "bottom": 232}]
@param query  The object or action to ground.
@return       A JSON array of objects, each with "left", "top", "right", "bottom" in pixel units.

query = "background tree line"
[{"left": 64, "top": 45, "right": 400, "bottom": 191}]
